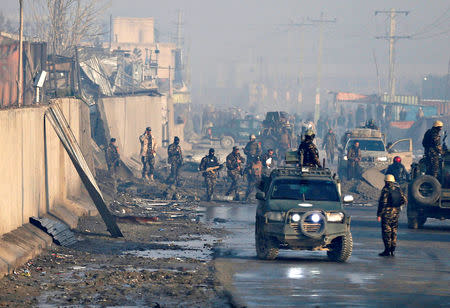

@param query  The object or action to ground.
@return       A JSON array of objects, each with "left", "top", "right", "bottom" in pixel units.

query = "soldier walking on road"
[
  {"left": 226, "top": 146, "right": 245, "bottom": 201},
  {"left": 422, "top": 120, "right": 444, "bottom": 178},
  {"left": 167, "top": 136, "right": 183, "bottom": 185},
  {"left": 323, "top": 128, "right": 338, "bottom": 164},
  {"left": 245, "top": 156, "right": 262, "bottom": 201},
  {"left": 347, "top": 141, "right": 361, "bottom": 180},
  {"left": 297, "top": 129, "right": 321, "bottom": 168},
  {"left": 199, "top": 148, "right": 222, "bottom": 201},
  {"left": 377, "top": 174, "right": 407, "bottom": 257},
  {"left": 105, "top": 138, "right": 120, "bottom": 178},
  {"left": 139, "top": 127, "right": 157, "bottom": 181},
  {"left": 244, "top": 134, "right": 262, "bottom": 171}
]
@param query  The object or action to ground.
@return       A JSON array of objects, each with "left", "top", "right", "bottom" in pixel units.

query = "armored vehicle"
[
  {"left": 407, "top": 144, "right": 450, "bottom": 229},
  {"left": 209, "top": 117, "right": 262, "bottom": 149},
  {"left": 255, "top": 160, "right": 354, "bottom": 262}
]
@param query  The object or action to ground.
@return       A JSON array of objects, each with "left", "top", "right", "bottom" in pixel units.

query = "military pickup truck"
[
  {"left": 338, "top": 128, "right": 413, "bottom": 179},
  {"left": 255, "top": 160, "right": 354, "bottom": 262},
  {"left": 407, "top": 141, "right": 450, "bottom": 229}
]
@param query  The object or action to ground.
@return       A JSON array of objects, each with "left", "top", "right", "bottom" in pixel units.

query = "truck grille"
[
  {"left": 303, "top": 222, "right": 322, "bottom": 232},
  {"left": 291, "top": 223, "right": 300, "bottom": 232}
]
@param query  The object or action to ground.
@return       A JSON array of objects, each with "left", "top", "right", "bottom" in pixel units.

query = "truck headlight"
[
  {"left": 291, "top": 213, "right": 301, "bottom": 222},
  {"left": 343, "top": 155, "right": 348, "bottom": 161},
  {"left": 377, "top": 156, "right": 388, "bottom": 162},
  {"left": 326, "top": 212, "right": 344, "bottom": 222},
  {"left": 266, "top": 212, "right": 284, "bottom": 222}
]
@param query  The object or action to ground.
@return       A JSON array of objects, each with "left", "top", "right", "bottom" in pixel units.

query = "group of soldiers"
[{"left": 199, "top": 134, "right": 276, "bottom": 202}]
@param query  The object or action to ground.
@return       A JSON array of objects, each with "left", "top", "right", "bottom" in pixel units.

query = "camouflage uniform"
[
  {"left": 167, "top": 142, "right": 183, "bottom": 184},
  {"left": 226, "top": 152, "right": 245, "bottom": 199},
  {"left": 199, "top": 154, "right": 221, "bottom": 201},
  {"left": 244, "top": 140, "right": 262, "bottom": 168},
  {"left": 139, "top": 133, "right": 156, "bottom": 178},
  {"left": 347, "top": 145, "right": 361, "bottom": 180},
  {"left": 323, "top": 131, "right": 338, "bottom": 164},
  {"left": 105, "top": 142, "right": 120, "bottom": 177},
  {"left": 377, "top": 182, "right": 407, "bottom": 254},
  {"left": 422, "top": 127, "right": 443, "bottom": 178},
  {"left": 297, "top": 139, "right": 321, "bottom": 167},
  {"left": 245, "top": 160, "right": 262, "bottom": 200}
]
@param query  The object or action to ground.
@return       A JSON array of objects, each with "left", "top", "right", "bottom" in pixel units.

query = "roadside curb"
[{"left": 0, "top": 224, "right": 53, "bottom": 278}]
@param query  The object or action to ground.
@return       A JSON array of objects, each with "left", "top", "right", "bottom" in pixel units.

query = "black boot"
[
  {"left": 390, "top": 247, "right": 395, "bottom": 257},
  {"left": 379, "top": 249, "right": 390, "bottom": 257}
]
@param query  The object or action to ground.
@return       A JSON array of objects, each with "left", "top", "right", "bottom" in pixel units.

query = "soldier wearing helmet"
[
  {"left": 167, "top": 136, "right": 183, "bottom": 185},
  {"left": 385, "top": 156, "right": 409, "bottom": 183},
  {"left": 244, "top": 134, "right": 262, "bottom": 164},
  {"left": 226, "top": 146, "right": 246, "bottom": 200},
  {"left": 422, "top": 120, "right": 444, "bottom": 178},
  {"left": 297, "top": 129, "right": 321, "bottom": 168},
  {"left": 377, "top": 174, "right": 407, "bottom": 257}
]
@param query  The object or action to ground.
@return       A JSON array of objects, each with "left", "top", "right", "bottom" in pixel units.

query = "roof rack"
[{"left": 270, "top": 166, "right": 332, "bottom": 178}]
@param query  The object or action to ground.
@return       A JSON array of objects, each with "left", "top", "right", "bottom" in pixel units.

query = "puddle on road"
[{"left": 123, "top": 234, "right": 218, "bottom": 261}]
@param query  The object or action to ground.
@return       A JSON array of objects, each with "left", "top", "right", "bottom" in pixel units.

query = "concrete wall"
[
  {"left": 113, "top": 17, "right": 154, "bottom": 44},
  {"left": 98, "top": 95, "right": 169, "bottom": 161},
  {"left": 0, "top": 98, "right": 92, "bottom": 236}
]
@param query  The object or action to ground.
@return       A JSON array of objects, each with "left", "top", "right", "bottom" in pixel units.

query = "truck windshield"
[
  {"left": 270, "top": 179, "right": 339, "bottom": 201},
  {"left": 347, "top": 139, "right": 385, "bottom": 151}
]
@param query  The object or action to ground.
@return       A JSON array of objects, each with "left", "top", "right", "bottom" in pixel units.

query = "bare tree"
[{"left": 29, "top": 0, "right": 110, "bottom": 56}]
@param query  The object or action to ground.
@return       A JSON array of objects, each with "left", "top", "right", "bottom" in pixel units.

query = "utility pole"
[
  {"left": 18, "top": 0, "right": 24, "bottom": 106},
  {"left": 375, "top": 9, "right": 410, "bottom": 101},
  {"left": 283, "top": 21, "right": 313, "bottom": 114},
  {"left": 176, "top": 10, "right": 183, "bottom": 49},
  {"left": 309, "top": 13, "right": 336, "bottom": 123}
]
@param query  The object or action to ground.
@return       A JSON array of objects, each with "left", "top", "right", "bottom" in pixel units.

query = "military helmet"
[
  {"left": 174, "top": 136, "right": 180, "bottom": 142},
  {"left": 110, "top": 138, "right": 116, "bottom": 143},
  {"left": 385, "top": 174, "right": 395, "bottom": 183},
  {"left": 146, "top": 127, "right": 152, "bottom": 131},
  {"left": 232, "top": 146, "right": 239, "bottom": 151},
  {"left": 433, "top": 120, "right": 444, "bottom": 128},
  {"left": 209, "top": 148, "right": 215, "bottom": 154},
  {"left": 305, "top": 129, "right": 315, "bottom": 137},
  {"left": 394, "top": 156, "right": 401, "bottom": 163},
  {"left": 250, "top": 134, "right": 256, "bottom": 140}
]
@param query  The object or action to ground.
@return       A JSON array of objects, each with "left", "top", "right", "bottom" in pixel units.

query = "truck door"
[{"left": 387, "top": 139, "right": 413, "bottom": 171}]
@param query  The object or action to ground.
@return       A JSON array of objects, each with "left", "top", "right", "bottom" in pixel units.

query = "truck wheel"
[
  {"left": 410, "top": 175, "right": 441, "bottom": 206},
  {"left": 220, "top": 136, "right": 234, "bottom": 149},
  {"left": 327, "top": 232, "right": 353, "bottom": 263},
  {"left": 255, "top": 230, "right": 279, "bottom": 260}
]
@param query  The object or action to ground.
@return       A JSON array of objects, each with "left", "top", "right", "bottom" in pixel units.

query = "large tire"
[
  {"left": 255, "top": 228, "right": 279, "bottom": 260},
  {"left": 220, "top": 136, "right": 234, "bottom": 149},
  {"left": 410, "top": 175, "right": 441, "bottom": 206},
  {"left": 327, "top": 232, "right": 353, "bottom": 263}
]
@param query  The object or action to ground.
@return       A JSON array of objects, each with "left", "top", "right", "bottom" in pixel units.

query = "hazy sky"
[{"left": 3, "top": 0, "right": 450, "bottom": 98}]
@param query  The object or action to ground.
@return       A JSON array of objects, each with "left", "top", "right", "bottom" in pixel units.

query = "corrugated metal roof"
[{"left": 80, "top": 56, "right": 114, "bottom": 96}]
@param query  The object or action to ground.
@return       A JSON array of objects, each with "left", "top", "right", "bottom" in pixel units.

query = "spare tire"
[
  {"left": 410, "top": 175, "right": 441, "bottom": 206},
  {"left": 220, "top": 136, "right": 234, "bottom": 149}
]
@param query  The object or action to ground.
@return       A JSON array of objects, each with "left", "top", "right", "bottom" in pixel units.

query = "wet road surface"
[{"left": 203, "top": 203, "right": 450, "bottom": 307}]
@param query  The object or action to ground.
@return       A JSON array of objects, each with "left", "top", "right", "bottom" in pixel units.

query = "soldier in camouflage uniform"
[
  {"left": 322, "top": 128, "right": 338, "bottom": 164},
  {"left": 422, "top": 120, "right": 444, "bottom": 178},
  {"left": 347, "top": 141, "right": 361, "bottom": 180},
  {"left": 167, "top": 136, "right": 183, "bottom": 185},
  {"left": 244, "top": 134, "right": 262, "bottom": 172},
  {"left": 105, "top": 138, "right": 120, "bottom": 178},
  {"left": 244, "top": 156, "right": 262, "bottom": 201},
  {"left": 297, "top": 129, "right": 321, "bottom": 167},
  {"left": 139, "top": 127, "right": 157, "bottom": 181},
  {"left": 226, "top": 146, "right": 245, "bottom": 201},
  {"left": 199, "top": 148, "right": 222, "bottom": 201},
  {"left": 377, "top": 174, "right": 407, "bottom": 257}
]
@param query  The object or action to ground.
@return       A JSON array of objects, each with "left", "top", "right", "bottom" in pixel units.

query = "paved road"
[{"left": 204, "top": 203, "right": 450, "bottom": 307}]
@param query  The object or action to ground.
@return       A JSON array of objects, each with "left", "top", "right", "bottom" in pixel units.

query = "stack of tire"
[{"left": 408, "top": 175, "right": 441, "bottom": 229}]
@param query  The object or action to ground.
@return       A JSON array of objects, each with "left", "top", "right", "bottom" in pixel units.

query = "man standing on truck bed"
[
  {"left": 297, "top": 129, "right": 321, "bottom": 168},
  {"left": 422, "top": 120, "right": 444, "bottom": 178},
  {"left": 377, "top": 174, "right": 407, "bottom": 257}
]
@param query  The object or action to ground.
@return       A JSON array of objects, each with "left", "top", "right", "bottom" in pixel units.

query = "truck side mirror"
[
  {"left": 343, "top": 195, "right": 354, "bottom": 204},
  {"left": 256, "top": 192, "right": 265, "bottom": 200}
]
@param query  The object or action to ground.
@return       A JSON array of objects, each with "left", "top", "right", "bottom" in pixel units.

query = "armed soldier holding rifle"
[
  {"left": 199, "top": 148, "right": 223, "bottom": 201},
  {"left": 226, "top": 146, "right": 245, "bottom": 201}
]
